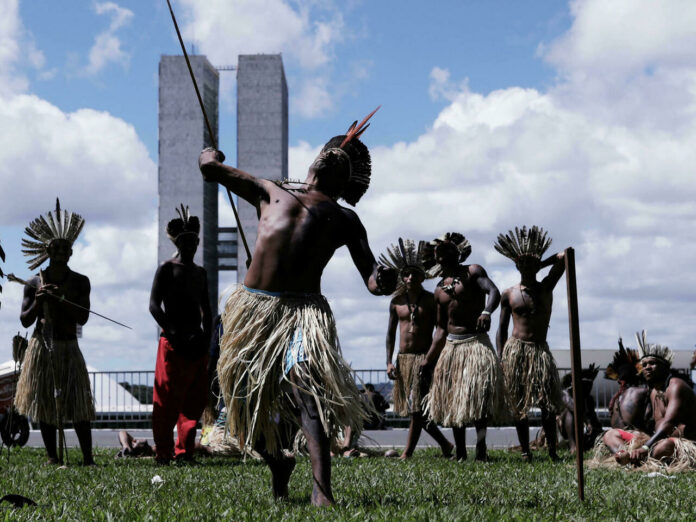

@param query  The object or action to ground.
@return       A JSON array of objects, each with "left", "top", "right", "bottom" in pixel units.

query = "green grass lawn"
[{"left": 0, "top": 447, "right": 694, "bottom": 520}]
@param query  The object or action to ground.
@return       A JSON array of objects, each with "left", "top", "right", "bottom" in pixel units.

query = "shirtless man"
[
  {"left": 15, "top": 200, "right": 95, "bottom": 465},
  {"left": 149, "top": 205, "right": 211, "bottom": 464},
  {"left": 419, "top": 233, "right": 505, "bottom": 462},
  {"left": 495, "top": 226, "right": 565, "bottom": 462},
  {"left": 382, "top": 239, "right": 453, "bottom": 459},
  {"left": 603, "top": 333, "right": 696, "bottom": 468},
  {"left": 198, "top": 113, "right": 396, "bottom": 506},
  {"left": 557, "top": 365, "right": 603, "bottom": 453},
  {"left": 605, "top": 339, "right": 651, "bottom": 432}
]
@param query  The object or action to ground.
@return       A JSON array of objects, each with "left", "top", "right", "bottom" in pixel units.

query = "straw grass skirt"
[
  {"left": 590, "top": 431, "right": 696, "bottom": 472},
  {"left": 15, "top": 331, "right": 95, "bottom": 424},
  {"left": 502, "top": 337, "right": 563, "bottom": 420},
  {"left": 424, "top": 334, "right": 508, "bottom": 426},
  {"left": 218, "top": 286, "right": 368, "bottom": 455},
  {"left": 392, "top": 353, "right": 426, "bottom": 417}
]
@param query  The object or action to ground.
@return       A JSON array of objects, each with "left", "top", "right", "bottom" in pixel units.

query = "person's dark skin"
[
  {"left": 604, "top": 357, "right": 696, "bottom": 464},
  {"left": 557, "top": 379, "right": 603, "bottom": 453},
  {"left": 149, "top": 233, "right": 212, "bottom": 356},
  {"left": 496, "top": 251, "right": 566, "bottom": 462},
  {"left": 199, "top": 147, "right": 395, "bottom": 507},
  {"left": 610, "top": 386, "right": 651, "bottom": 431},
  {"left": 419, "top": 243, "right": 501, "bottom": 462},
  {"left": 19, "top": 239, "right": 94, "bottom": 465},
  {"left": 386, "top": 269, "right": 453, "bottom": 459}
]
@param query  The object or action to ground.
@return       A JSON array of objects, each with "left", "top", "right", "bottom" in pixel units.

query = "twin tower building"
[{"left": 157, "top": 54, "right": 288, "bottom": 313}]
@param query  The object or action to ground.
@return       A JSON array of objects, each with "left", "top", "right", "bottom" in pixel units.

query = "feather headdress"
[
  {"left": 635, "top": 330, "right": 673, "bottom": 367},
  {"left": 378, "top": 238, "right": 430, "bottom": 295},
  {"left": 422, "top": 232, "right": 472, "bottom": 277},
  {"left": 166, "top": 204, "right": 200, "bottom": 242},
  {"left": 561, "top": 363, "right": 600, "bottom": 389},
  {"left": 605, "top": 338, "right": 641, "bottom": 383},
  {"left": 494, "top": 226, "right": 552, "bottom": 263},
  {"left": 318, "top": 106, "right": 379, "bottom": 206},
  {"left": 21, "top": 199, "right": 85, "bottom": 270}
]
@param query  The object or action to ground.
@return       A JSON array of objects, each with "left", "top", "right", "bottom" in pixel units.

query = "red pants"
[{"left": 152, "top": 336, "right": 208, "bottom": 460}]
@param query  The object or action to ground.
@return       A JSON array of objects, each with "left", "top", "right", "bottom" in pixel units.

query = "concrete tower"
[
  {"left": 158, "top": 55, "right": 219, "bottom": 313},
  {"left": 236, "top": 54, "right": 288, "bottom": 281}
]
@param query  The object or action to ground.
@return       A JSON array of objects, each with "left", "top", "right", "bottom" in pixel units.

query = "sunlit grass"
[{"left": 0, "top": 447, "right": 694, "bottom": 520}]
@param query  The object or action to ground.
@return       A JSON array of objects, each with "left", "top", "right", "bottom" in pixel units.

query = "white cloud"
[
  {"left": 83, "top": 2, "right": 134, "bottom": 76},
  {"left": 0, "top": 94, "right": 156, "bottom": 226},
  {"left": 284, "top": 0, "right": 696, "bottom": 367},
  {"left": 177, "top": 0, "right": 347, "bottom": 117}
]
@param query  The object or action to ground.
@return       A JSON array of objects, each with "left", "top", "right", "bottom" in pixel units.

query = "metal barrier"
[{"left": 84, "top": 367, "right": 691, "bottom": 426}]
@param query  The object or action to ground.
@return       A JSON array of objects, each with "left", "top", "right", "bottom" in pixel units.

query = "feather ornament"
[
  {"left": 494, "top": 225, "right": 552, "bottom": 262},
  {"left": 21, "top": 199, "right": 85, "bottom": 270}
]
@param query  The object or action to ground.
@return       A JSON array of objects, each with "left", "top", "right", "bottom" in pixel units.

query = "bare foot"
[
  {"left": 398, "top": 452, "right": 412, "bottom": 461},
  {"left": 548, "top": 451, "right": 561, "bottom": 463},
  {"left": 81, "top": 458, "right": 97, "bottom": 466},
  {"left": 521, "top": 452, "right": 533, "bottom": 463},
  {"left": 46, "top": 457, "right": 61, "bottom": 466},
  {"left": 384, "top": 449, "right": 399, "bottom": 458},
  {"left": 271, "top": 456, "right": 296, "bottom": 500},
  {"left": 614, "top": 450, "right": 630, "bottom": 465}
]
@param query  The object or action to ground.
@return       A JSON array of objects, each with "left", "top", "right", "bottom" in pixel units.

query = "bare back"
[{"left": 244, "top": 181, "right": 372, "bottom": 294}]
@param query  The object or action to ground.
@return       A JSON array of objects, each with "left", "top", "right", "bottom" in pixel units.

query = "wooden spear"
[
  {"left": 564, "top": 247, "right": 585, "bottom": 501},
  {"left": 165, "top": 0, "right": 252, "bottom": 268}
]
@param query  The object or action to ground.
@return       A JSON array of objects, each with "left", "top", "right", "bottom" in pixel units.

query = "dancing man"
[
  {"left": 495, "top": 226, "right": 565, "bottom": 462},
  {"left": 149, "top": 205, "right": 211, "bottom": 464},
  {"left": 599, "top": 332, "right": 696, "bottom": 470},
  {"left": 381, "top": 238, "right": 453, "bottom": 459},
  {"left": 198, "top": 111, "right": 396, "bottom": 506},
  {"left": 15, "top": 200, "right": 95, "bottom": 465},
  {"left": 420, "top": 233, "right": 506, "bottom": 462}
]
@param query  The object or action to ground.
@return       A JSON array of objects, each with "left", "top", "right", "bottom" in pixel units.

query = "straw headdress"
[
  {"left": 494, "top": 225, "right": 551, "bottom": 263},
  {"left": 422, "top": 232, "right": 472, "bottom": 277},
  {"left": 21, "top": 199, "right": 85, "bottom": 270}
]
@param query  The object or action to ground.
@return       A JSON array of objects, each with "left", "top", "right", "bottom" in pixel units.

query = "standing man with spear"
[{"left": 14, "top": 200, "right": 96, "bottom": 465}]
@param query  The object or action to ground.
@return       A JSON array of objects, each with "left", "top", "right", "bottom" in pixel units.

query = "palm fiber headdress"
[
  {"left": 422, "top": 232, "right": 472, "bottom": 278},
  {"left": 378, "top": 238, "right": 430, "bottom": 296},
  {"left": 21, "top": 199, "right": 85, "bottom": 270},
  {"left": 494, "top": 226, "right": 552, "bottom": 263},
  {"left": 318, "top": 106, "right": 379, "bottom": 206},
  {"left": 166, "top": 204, "right": 200, "bottom": 242},
  {"left": 635, "top": 330, "right": 673, "bottom": 367}
]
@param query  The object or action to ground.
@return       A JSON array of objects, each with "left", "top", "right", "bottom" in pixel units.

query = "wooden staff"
[
  {"left": 564, "top": 247, "right": 585, "bottom": 501},
  {"left": 165, "top": 0, "right": 252, "bottom": 268}
]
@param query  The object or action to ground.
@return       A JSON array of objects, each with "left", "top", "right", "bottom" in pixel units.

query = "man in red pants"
[{"left": 149, "top": 205, "right": 212, "bottom": 464}]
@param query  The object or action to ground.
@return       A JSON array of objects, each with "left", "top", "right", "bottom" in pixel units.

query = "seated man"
[
  {"left": 557, "top": 365, "right": 603, "bottom": 453},
  {"left": 605, "top": 338, "right": 652, "bottom": 432},
  {"left": 598, "top": 331, "right": 696, "bottom": 470}
]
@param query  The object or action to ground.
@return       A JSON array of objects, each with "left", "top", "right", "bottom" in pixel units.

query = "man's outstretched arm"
[
  {"left": 344, "top": 209, "right": 396, "bottom": 295},
  {"left": 198, "top": 148, "right": 270, "bottom": 207}
]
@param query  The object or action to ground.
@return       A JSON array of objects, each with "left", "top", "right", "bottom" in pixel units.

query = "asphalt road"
[{"left": 24, "top": 426, "right": 541, "bottom": 450}]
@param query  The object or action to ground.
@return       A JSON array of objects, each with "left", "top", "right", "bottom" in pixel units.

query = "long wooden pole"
[
  {"left": 165, "top": 0, "right": 252, "bottom": 268},
  {"left": 564, "top": 247, "right": 585, "bottom": 501}
]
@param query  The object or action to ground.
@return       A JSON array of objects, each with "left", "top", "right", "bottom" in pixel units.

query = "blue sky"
[{"left": 2, "top": 0, "right": 696, "bottom": 370}]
